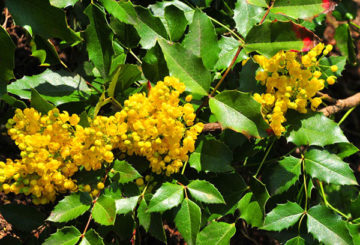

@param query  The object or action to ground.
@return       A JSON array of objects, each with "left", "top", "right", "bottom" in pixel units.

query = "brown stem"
[
  {"left": 196, "top": 46, "right": 243, "bottom": 115},
  {"left": 319, "top": 92, "right": 360, "bottom": 117},
  {"left": 317, "top": 92, "right": 337, "bottom": 104},
  {"left": 259, "top": 1, "right": 274, "bottom": 25},
  {"left": 2, "top": 8, "right": 10, "bottom": 28}
]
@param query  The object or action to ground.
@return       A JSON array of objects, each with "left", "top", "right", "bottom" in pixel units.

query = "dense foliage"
[{"left": 0, "top": 0, "right": 359, "bottom": 244}]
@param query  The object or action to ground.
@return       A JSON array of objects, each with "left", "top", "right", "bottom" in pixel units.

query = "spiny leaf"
[
  {"left": 187, "top": 180, "right": 225, "bottom": 204},
  {"left": 111, "top": 160, "right": 141, "bottom": 184},
  {"left": 234, "top": 0, "right": 265, "bottom": 37},
  {"left": 209, "top": 90, "right": 269, "bottom": 138},
  {"left": 164, "top": 5, "right": 188, "bottom": 41},
  {"left": 79, "top": 229, "right": 104, "bottom": 245},
  {"left": 196, "top": 222, "right": 236, "bottom": 245},
  {"left": 304, "top": 148, "right": 357, "bottom": 185},
  {"left": 271, "top": 0, "right": 333, "bottom": 19},
  {"left": 158, "top": 38, "right": 211, "bottom": 97},
  {"left": 174, "top": 198, "right": 201, "bottom": 245},
  {"left": 115, "top": 196, "right": 139, "bottom": 214},
  {"left": 307, "top": 205, "right": 353, "bottom": 245},
  {"left": 92, "top": 195, "right": 116, "bottom": 226},
  {"left": 183, "top": 9, "right": 220, "bottom": 70},
  {"left": 30, "top": 88, "right": 55, "bottom": 114},
  {"left": 285, "top": 236, "right": 305, "bottom": 245},
  {"left": 286, "top": 112, "right": 349, "bottom": 147},
  {"left": 47, "top": 192, "right": 92, "bottom": 223},
  {"left": 262, "top": 202, "right": 304, "bottom": 231},
  {"left": 43, "top": 226, "right": 81, "bottom": 245},
  {"left": 147, "top": 182, "right": 184, "bottom": 212}
]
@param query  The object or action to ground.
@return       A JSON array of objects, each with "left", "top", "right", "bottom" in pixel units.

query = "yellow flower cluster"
[
  {"left": 253, "top": 44, "right": 337, "bottom": 136},
  {"left": 0, "top": 77, "right": 203, "bottom": 204}
]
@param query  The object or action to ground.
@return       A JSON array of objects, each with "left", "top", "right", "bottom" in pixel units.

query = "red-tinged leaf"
[{"left": 245, "top": 21, "right": 317, "bottom": 57}]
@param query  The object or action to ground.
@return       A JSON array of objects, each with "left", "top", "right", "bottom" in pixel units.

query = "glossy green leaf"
[
  {"left": 214, "top": 36, "right": 246, "bottom": 70},
  {"left": 107, "top": 64, "right": 142, "bottom": 99},
  {"left": 238, "top": 59, "right": 263, "bottom": 93},
  {"left": 247, "top": 0, "right": 269, "bottom": 7},
  {"left": 79, "top": 229, "right": 104, "bottom": 245},
  {"left": 142, "top": 43, "right": 169, "bottom": 83},
  {"left": 158, "top": 38, "right": 211, "bottom": 96},
  {"left": 30, "top": 88, "right": 55, "bottom": 114},
  {"left": 187, "top": 180, "right": 225, "bottom": 204},
  {"left": 334, "top": 24, "right": 356, "bottom": 64},
  {"left": 8, "top": 69, "right": 91, "bottom": 106},
  {"left": 265, "top": 156, "right": 302, "bottom": 195},
  {"left": 92, "top": 195, "right": 116, "bottom": 226},
  {"left": 183, "top": 9, "right": 220, "bottom": 70},
  {"left": 115, "top": 196, "right": 139, "bottom": 214},
  {"left": 150, "top": 0, "right": 194, "bottom": 23},
  {"left": 249, "top": 177, "right": 270, "bottom": 212},
  {"left": 245, "top": 21, "right": 315, "bottom": 57},
  {"left": 347, "top": 223, "right": 360, "bottom": 245},
  {"left": 307, "top": 205, "right": 353, "bottom": 245},
  {"left": 174, "top": 198, "right": 201, "bottom": 245},
  {"left": 262, "top": 202, "right": 304, "bottom": 231},
  {"left": 332, "top": 143, "right": 360, "bottom": 159},
  {"left": 189, "top": 138, "right": 233, "bottom": 173},
  {"left": 0, "top": 26, "right": 15, "bottom": 95},
  {"left": 99, "top": 0, "right": 137, "bottom": 25},
  {"left": 0, "top": 94, "right": 27, "bottom": 109},
  {"left": 285, "top": 236, "right": 305, "bottom": 245},
  {"left": 110, "top": 18, "right": 140, "bottom": 49},
  {"left": 33, "top": 35, "right": 63, "bottom": 66},
  {"left": 84, "top": 4, "right": 114, "bottom": 78},
  {"left": 147, "top": 182, "right": 184, "bottom": 212},
  {"left": 43, "top": 226, "right": 81, "bottom": 245},
  {"left": 0, "top": 204, "right": 46, "bottom": 232},
  {"left": 137, "top": 199, "right": 151, "bottom": 232},
  {"left": 304, "top": 148, "right": 357, "bottom": 185},
  {"left": 50, "top": 0, "right": 79, "bottom": 8},
  {"left": 238, "top": 192, "right": 264, "bottom": 227},
  {"left": 47, "top": 192, "right": 92, "bottom": 223},
  {"left": 196, "top": 222, "right": 236, "bottom": 245},
  {"left": 6, "top": 0, "right": 81, "bottom": 44},
  {"left": 319, "top": 56, "right": 347, "bottom": 80},
  {"left": 271, "top": 0, "right": 330, "bottom": 19},
  {"left": 111, "top": 160, "right": 141, "bottom": 184},
  {"left": 209, "top": 90, "right": 269, "bottom": 138},
  {"left": 234, "top": 0, "right": 265, "bottom": 37},
  {"left": 286, "top": 112, "right": 349, "bottom": 147},
  {"left": 164, "top": 5, "right": 188, "bottom": 41}
]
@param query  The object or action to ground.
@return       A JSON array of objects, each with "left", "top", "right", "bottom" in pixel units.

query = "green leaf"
[
  {"left": 245, "top": 21, "right": 315, "bottom": 57},
  {"left": 43, "top": 226, "right": 81, "bottom": 245},
  {"left": 137, "top": 199, "right": 151, "bottom": 232},
  {"left": 238, "top": 192, "right": 264, "bottom": 227},
  {"left": 174, "top": 198, "right": 201, "bottom": 245},
  {"left": 115, "top": 196, "right": 139, "bottom": 215},
  {"left": 233, "top": 0, "right": 265, "bottom": 38},
  {"left": 0, "top": 94, "right": 27, "bottom": 109},
  {"left": 264, "top": 156, "right": 301, "bottom": 195},
  {"left": 164, "top": 5, "right": 188, "bottom": 41},
  {"left": 347, "top": 223, "right": 360, "bottom": 245},
  {"left": 307, "top": 205, "right": 353, "bottom": 245},
  {"left": 107, "top": 65, "right": 142, "bottom": 99},
  {"left": 304, "top": 148, "right": 357, "bottom": 185},
  {"left": 50, "top": 0, "right": 79, "bottom": 8},
  {"left": 247, "top": 0, "right": 269, "bottom": 7},
  {"left": 6, "top": 0, "right": 81, "bottom": 44},
  {"left": 189, "top": 138, "right": 233, "bottom": 173},
  {"left": 150, "top": 0, "right": 195, "bottom": 23},
  {"left": 79, "top": 229, "right": 104, "bottom": 245},
  {"left": 92, "top": 195, "right": 116, "bottom": 226},
  {"left": 183, "top": 9, "right": 220, "bottom": 70},
  {"left": 249, "top": 177, "right": 270, "bottom": 212},
  {"left": 286, "top": 112, "right": 349, "bottom": 147},
  {"left": 99, "top": 0, "right": 137, "bottom": 25},
  {"left": 238, "top": 59, "right": 263, "bottom": 93},
  {"left": 187, "top": 180, "right": 225, "bottom": 204},
  {"left": 147, "top": 182, "right": 184, "bottom": 212},
  {"left": 47, "top": 192, "right": 92, "bottom": 223},
  {"left": 111, "top": 160, "right": 141, "bottom": 184},
  {"left": 262, "top": 202, "right": 304, "bottom": 231},
  {"left": 8, "top": 69, "right": 91, "bottom": 106},
  {"left": 209, "top": 90, "right": 269, "bottom": 138},
  {"left": 142, "top": 43, "right": 169, "bottom": 83},
  {"left": 214, "top": 36, "right": 246, "bottom": 70},
  {"left": 196, "top": 222, "right": 236, "bottom": 245},
  {"left": 334, "top": 24, "right": 356, "bottom": 64},
  {"left": 271, "top": 0, "right": 330, "bottom": 19},
  {"left": 110, "top": 18, "right": 140, "bottom": 49},
  {"left": 0, "top": 26, "right": 15, "bottom": 95},
  {"left": 285, "top": 236, "right": 305, "bottom": 245},
  {"left": 158, "top": 38, "right": 211, "bottom": 97},
  {"left": 319, "top": 56, "right": 347, "bottom": 80},
  {"left": 31, "top": 88, "right": 55, "bottom": 114},
  {"left": 84, "top": 4, "right": 114, "bottom": 78},
  {"left": 148, "top": 213, "right": 167, "bottom": 242},
  {"left": 332, "top": 143, "right": 359, "bottom": 159},
  {"left": 0, "top": 204, "right": 46, "bottom": 232}
]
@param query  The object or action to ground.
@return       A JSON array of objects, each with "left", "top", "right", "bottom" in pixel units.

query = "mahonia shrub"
[{"left": 0, "top": 0, "right": 359, "bottom": 245}]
